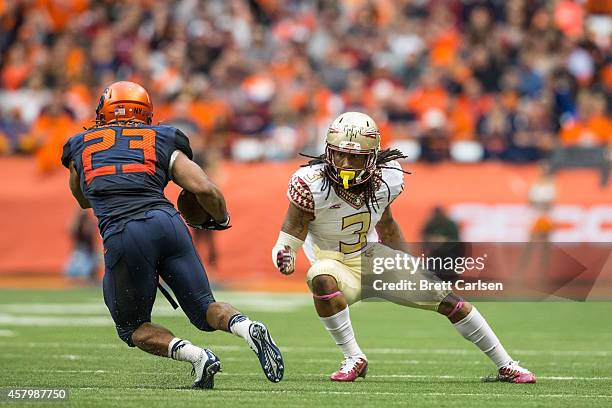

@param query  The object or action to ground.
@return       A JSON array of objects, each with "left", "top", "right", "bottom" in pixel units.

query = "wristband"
[{"left": 271, "top": 231, "right": 304, "bottom": 267}]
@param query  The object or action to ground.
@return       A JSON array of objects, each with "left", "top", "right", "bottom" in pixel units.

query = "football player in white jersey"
[{"left": 272, "top": 112, "right": 536, "bottom": 383}]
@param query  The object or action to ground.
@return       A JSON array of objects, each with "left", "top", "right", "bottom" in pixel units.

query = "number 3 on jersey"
[
  {"left": 340, "top": 212, "right": 371, "bottom": 254},
  {"left": 82, "top": 128, "right": 156, "bottom": 184}
]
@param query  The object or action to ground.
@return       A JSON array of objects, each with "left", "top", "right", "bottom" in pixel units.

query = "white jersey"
[{"left": 287, "top": 161, "right": 404, "bottom": 263}]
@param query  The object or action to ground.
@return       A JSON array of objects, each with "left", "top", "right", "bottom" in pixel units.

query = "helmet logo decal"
[
  {"left": 343, "top": 125, "right": 361, "bottom": 140},
  {"left": 332, "top": 124, "right": 379, "bottom": 140},
  {"left": 339, "top": 141, "right": 361, "bottom": 150}
]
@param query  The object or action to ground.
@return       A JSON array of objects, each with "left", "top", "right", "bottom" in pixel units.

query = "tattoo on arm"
[{"left": 281, "top": 203, "right": 313, "bottom": 241}]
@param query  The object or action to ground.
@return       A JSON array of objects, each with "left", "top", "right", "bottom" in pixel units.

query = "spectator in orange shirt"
[
  {"left": 20, "top": 89, "right": 76, "bottom": 172},
  {"left": 447, "top": 98, "right": 474, "bottom": 142},
  {"left": 1, "top": 43, "right": 31, "bottom": 90},
  {"left": 560, "top": 91, "right": 611, "bottom": 146},
  {"left": 407, "top": 69, "right": 449, "bottom": 118}
]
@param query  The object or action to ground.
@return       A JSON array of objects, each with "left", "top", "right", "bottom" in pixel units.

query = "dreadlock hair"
[{"left": 300, "top": 148, "right": 411, "bottom": 212}]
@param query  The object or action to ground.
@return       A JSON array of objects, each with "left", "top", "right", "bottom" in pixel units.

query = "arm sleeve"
[
  {"left": 61, "top": 140, "right": 72, "bottom": 168},
  {"left": 174, "top": 129, "right": 193, "bottom": 160},
  {"left": 287, "top": 175, "right": 315, "bottom": 214}
]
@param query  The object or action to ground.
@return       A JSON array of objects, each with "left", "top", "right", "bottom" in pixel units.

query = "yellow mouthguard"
[{"left": 339, "top": 170, "right": 356, "bottom": 189}]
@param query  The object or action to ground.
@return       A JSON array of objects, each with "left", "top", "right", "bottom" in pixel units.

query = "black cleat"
[{"left": 247, "top": 322, "right": 284, "bottom": 383}]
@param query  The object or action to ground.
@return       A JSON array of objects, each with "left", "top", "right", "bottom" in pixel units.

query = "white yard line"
[
  {"left": 0, "top": 314, "right": 111, "bottom": 326},
  {"left": 25, "top": 369, "right": 612, "bottom": 382},
  {"left": 0, "top": 340, "right": 612, "bottom": 357},
  {"left": 0, "top": 341, "right": 611, "bottom": 358},
  {"left": 0, "top": 294, "right": 312, "bottom": 315},
  {"left": 0, "top": 354, "right": 603, "bottom": 369}
]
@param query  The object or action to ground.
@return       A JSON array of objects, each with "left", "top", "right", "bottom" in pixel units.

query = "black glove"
[{"left": 189, "top": 214, "right": 231, "bottom": 231}]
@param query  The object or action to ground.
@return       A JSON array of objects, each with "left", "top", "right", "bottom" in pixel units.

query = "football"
[{"left": 177, "top": 189, "right": 212, "bottom": 226}]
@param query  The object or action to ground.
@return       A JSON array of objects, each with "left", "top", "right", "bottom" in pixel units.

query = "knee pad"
[{"left": 307, "top": 260, "right": 342, "bottom": 289}]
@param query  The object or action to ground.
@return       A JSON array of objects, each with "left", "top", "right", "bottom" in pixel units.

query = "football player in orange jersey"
[{"left": 62, "top": 81, "right": 284, "bottom": 388}]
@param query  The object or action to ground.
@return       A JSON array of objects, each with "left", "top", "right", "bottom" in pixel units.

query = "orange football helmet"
[{"left": 95, "top": 81, "right": 153, "bottom": 125}]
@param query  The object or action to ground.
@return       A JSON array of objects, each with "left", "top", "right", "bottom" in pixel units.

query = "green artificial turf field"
[{"left": 0, "top": 288, "right": 611, "bottom": 407}]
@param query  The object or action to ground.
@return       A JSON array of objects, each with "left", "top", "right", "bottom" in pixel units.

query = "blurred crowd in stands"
[{"left": 0, "top": 0, "right": 610, "bottom": 172}]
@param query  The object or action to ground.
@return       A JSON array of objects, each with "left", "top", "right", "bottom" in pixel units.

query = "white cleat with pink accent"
[{"left": 485, "top": 361, "right": 536, "bottom": 384}]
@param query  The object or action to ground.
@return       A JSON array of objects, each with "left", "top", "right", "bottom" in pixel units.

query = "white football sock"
[
  {"left": 319, "top": 307, "right": 364, "bottom": 359},
  {"left": 453, "top": 307, "right": 513, "bottom": 368},
  {"left": 168, "top": 338, "right": 203, "bottom": 363},
  {"left": 228, "top": 314, "right": 253, "bottom": 341}
]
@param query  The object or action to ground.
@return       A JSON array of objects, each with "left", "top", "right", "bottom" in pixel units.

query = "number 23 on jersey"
[{"left": 81, "top": 128, "right": 156, "bottom": 184}]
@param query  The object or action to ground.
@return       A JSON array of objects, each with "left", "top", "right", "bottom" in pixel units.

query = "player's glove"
[
  {"left": 189, "top": 214, "right": 231, "bottom": 231},
  {"left": 272, "top": 231, "right": 304, "bottom": 275},
  {"left": 275, "top": 245, "right": 296, "bottom": 275}
]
